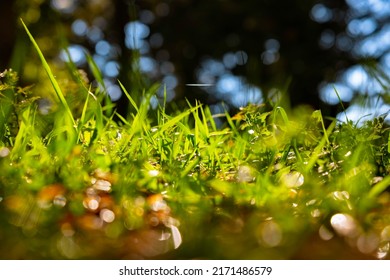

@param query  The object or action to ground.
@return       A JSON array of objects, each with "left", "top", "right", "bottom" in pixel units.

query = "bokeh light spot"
[
  {"left": 139, "top": 10, "right": 155, "bottom": 24},
  {"left": 156, "top": 3, "right": 170, "bottom": 17},
  {"left": 223, "top": 52, "right": 237, "bottom": 69},
  {"left": 148, "top": 170, "right": 159, "bottom": 177},
  {"left": 216, "top": 74, "right": 241, "bottom": 94},
  {"left": 319, "top": 29, "right": 335, "bottom": 49},
  {"left": 310, "top": 4, "right": 333, "bottom": 23},
  {"left": 95, "top": 40, "right": 111, "bottom": 56},
  {"left": 87, "top": 26, "right": 104, "bottom": 43},
  {"left": 319, "top": 83, "right": 353, "bottom": 105},
  {"left": 357, "top": 232, "right": 379, "bottom": 254},
  {"left": 150, "top": 33, "right": 164, "bottom": 48},
  {"left": 104, "top": 61, "right": 120, "bottom": 78},
  {"left": 347, "top": 18, "right": 377, "bottom": 37},
  {"left": 51, "top": 0, "right": 76, "bottom": 14},
  {"left": 107, "top": 84, "right": 122, "bottom": 101},
  {"left": 258, "top": 220, "right": 283, "bottom": 247},
  {"left": 124, "top": 21, "right": 151, "bottom": 52},
  {"left": 235, "top": 50, "right": 248, "bottom": 65},
  {"left": 319, "top": 225, "right": 334, "bottom": 241},
  {"left": 0, "top": 147, "right": 10, "bottom": 157},
  {"left": 139, "top": 56, "right": 157, "bottom": 73},
  {"left": 264, "top": 39, "right": 280, "bottom": 52},
  {"left": 100, "top": 209, "right": 115, "bottom": 223},
  {"left": 71, "top": 19, "right": 88, "bottom": 37},
  {"left": 60, "top": 45, "right": 87, "bottom": 66},
  {"left": 330, "top": 213, "right": 359, "bottom": 237},
  {"left": 281, "top": 171, "right": 304, "bottom": 188},
  {"left": 237, "top": 166, "right": 255, "bottom": 183}
]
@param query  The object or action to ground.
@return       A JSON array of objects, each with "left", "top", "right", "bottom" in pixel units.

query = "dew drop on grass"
[
  {"left": 148, "top": 170, "right": 159, "bottom": 177},
  {"left": 281, "top": 171, "right": 304, "bottom": 188},
  {"left": 24, "top": 176, "right": 32, "bottom": 184},
  {"left": 371, "top": 176, "right": 383, "bottom": 185},
  {"left": 311, "top": 209, "right": 321, "bottom": 218},
  {"left": 37, "top": 98, "right": 52, "bottom": 115},
  {"left": 237, "top": 165, "right": 255, "bottom": 183},
  {"left": 53, "top": 195, "right": 67, "bottom": 207},
  {"left": 332, "top": 191, "right": 350, "bottom": 201},
  {"left": 344, "top": 151, "right": 352, "bottom": 157},
  {"left": 306, "top": 199, "right": 317, "bottom": 206},
  {"left": 0, "top": 147, "right": 10, "bottom": 157},
  {"left": 92, "top": 179, "right": 112, "bottom": 192}
]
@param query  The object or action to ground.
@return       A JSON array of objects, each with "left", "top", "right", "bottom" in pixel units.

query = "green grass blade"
[
  {"left": 225, "top": 110, "right": 239, "bottom": 136},
  {"left": 159, "top": 105, "right": 201, "bottom": 135},
  {"left": 20, "top": 18, "right": 76, "bottom": 127},
  {"left": 305, "top": 120, "right": 336, "bottom": 172},
  {"left": 118, "top": 80, "right": 139, "bottom": 113},
  {"left": 85, "top": 52, "right": 105, "bottom": 90},
  {"left": 11, "top": 106, "right": 31, "bottom": 157},
  {"left": 85, "top": 53, "right": 113, "bottom": 116},
  {"left": 333, "top": 85, "right": 349, "bottom": 123},
  {"left": 274, "top": 106, "right": 289, "bottom": 125},
  {"left": 77, "top": 90, "right": 91, "bottom": 142}
]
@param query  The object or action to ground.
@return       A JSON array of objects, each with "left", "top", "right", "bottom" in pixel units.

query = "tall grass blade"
[
  {"left": 305, "top": 120, "right": 336, "bottom": 172},
  {"left": 20, "top": 19, "right": 76, "bottom": 128},
  {"left": 368, "top": 176, "right": 390, "bottom": 198},
  {"left": 118, "top": 80, "right": 139, "bottom": 113},
  {"left": 84, "top": 53, "right": 113, "bottom": 117},
  {"left": 333, "top": 85, "right": 349, "bottom": 123}
]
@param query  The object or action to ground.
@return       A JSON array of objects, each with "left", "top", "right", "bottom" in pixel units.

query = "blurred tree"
[
  {"left": 0, "top": 1, "right": 17, "bottom": 71},
  {"left": 140, "top": 0, "right": 352, "bottom": 115}
]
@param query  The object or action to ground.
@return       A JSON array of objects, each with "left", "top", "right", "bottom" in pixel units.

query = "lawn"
[{"left": 0, "top": 22, "right": 390, "bottom": 260}]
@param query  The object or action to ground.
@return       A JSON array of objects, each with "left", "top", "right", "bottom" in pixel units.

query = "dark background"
[{"left": 0, "top": 0, "right": 389, "bottom": 119}]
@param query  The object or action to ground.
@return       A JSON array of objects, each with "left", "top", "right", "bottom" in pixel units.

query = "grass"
[{"left": 1, "top": 23, "right": 390, "bottom": 260}]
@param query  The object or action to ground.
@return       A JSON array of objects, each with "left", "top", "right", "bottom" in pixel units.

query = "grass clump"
[{"left": 1, "top": 24, "right": 390, "bottom": 260}]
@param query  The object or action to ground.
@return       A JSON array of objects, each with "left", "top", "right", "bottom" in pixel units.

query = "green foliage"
[{"left": 1, "top": 28, "right": 390, "bottom": 260}]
